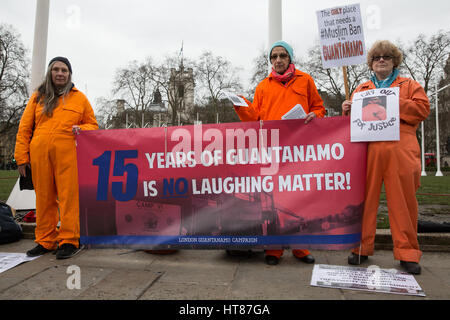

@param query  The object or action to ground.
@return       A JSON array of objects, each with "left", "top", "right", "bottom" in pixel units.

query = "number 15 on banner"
[{"left": 92, "top": 150, "right": 138, "bottom": 202}]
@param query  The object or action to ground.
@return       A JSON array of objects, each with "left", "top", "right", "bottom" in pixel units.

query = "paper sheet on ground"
[
  {"left": 223, "top": 92, "right": 248, "bottom": 107},
  {"left": 0, "top": 252, "right": 40, "bottom": 274},
  {"left": 310, "top": 264, "right": 425, "bottom": 296}
]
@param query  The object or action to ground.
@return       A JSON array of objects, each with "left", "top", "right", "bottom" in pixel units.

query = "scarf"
[
  {"left": 271, "top": 63, "right": 295, "bottom": 84},
  {"left": 370, "top": 69, "right": 399, "bottom": 88}
]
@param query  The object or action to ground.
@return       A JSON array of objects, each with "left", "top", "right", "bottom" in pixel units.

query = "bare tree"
[
  {"left": 247, "top": 47, "right": 269, "bottom": 99},
  {"left": 197, "top": 51, "right": 242, "bottom": 114},
  {"left": 438, "top": 57, "right": 450, "bottom": 159},
  {"left": 94, "top": 97, "right": 118, "bottom": 129},
  {"left": 0, "top": 24, "right": 29, "bottom": 169},
  {"left": 0, "top": 24, "right": 30, "bottom": 136},
  {"left": 399, "top": 30, "right": 450, "bottom": 154},
  {"left": 298, "top": 45, "right": 370, "bottom": 113},
  {"left": 108, "top": 53, "right": 196, "bottom": 128},
  {"left": 112, "top": 58, "right": 159, "bottom": 128},
  {"left": 401, "top": 30, "right": 450, "bottom": 94},
  {"left": 151, "top": 53, "right": 195, "bottom": 126}
]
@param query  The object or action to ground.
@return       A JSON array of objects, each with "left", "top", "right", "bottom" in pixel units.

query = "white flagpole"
[
  {"left": 30, "top": 0, "right": 50, "bottom": 93},
  {"left": 421, "top": 122, "right": 426, "bottom": 176},
  {"left": 429, "top": 82, "right": 450, "bottom": 176},
  {"left": 435, "top": 82, "right": 443, "bottom": 176},
  {"left": 268, "top": 0, "right": 282, "bottom": 74}
]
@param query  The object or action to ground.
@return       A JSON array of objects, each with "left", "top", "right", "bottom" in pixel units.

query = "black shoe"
[
  {"left": 56, "top": 243, "right": 84, "bottom": 260},
  {"left": 26, "top": 244, "right": 53, "bottom": 257},
  {"left": 400, "top": 261, "right": 421, "bottom": 275},
  {"left": 144, "top": 250, "right": 178, "bottom": 255},
  {"left": 295, "top": 254, "right": 315, "bottom": 264},
  {"left": 348, "top": 253, "right": 368, "bottom": 265},
  {"left": 265, "top": 255, "right": 279, "bottom": 265},
  {"left": 226, "top": 250, "right": 252, "bottom": 257}
]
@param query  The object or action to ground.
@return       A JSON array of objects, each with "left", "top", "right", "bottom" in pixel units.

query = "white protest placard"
[
  {"left": 281, "top": 104, "right": 307, "bottom": 120},
  {"left": 316, "top": 3, "right": 366, "bottom": 69},
  {"left": 222, "top": 91, "right": 248, "bottom": 107},
  {"left": 311, "top": 264, "right": 426, "bottom": 297},
  {"left": 0, "top": 252, "right": 39, "bottom": 274},
  {"left": 350, "top": 87, "right": 400, "bottom": 142}
]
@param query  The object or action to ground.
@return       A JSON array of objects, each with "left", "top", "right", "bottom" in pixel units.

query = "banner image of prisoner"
[{"left": 362, "top": 96, "right": 387, "bottom": 122}]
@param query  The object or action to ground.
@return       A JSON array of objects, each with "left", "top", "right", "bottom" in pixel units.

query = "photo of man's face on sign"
[{"left": 362, "top": 96, "right": 387, "bottom": 122}]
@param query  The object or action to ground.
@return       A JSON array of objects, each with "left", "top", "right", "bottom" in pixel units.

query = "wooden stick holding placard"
[{"left": 342, "top": 66, "right": 350, "bottom": 115}]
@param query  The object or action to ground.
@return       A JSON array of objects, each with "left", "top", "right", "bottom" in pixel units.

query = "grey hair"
[{"left": 36, "top": 61, "right": 72, "bottom": 117}]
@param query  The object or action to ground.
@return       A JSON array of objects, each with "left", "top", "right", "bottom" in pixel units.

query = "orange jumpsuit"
[
  {"left": 15, "top": 87, "right": 98, "bottom": 250},
  {"left": 235, "top": 69, "right": 326, "bottom": 259},
  {"left": 350, "top": 77, "right": 430, "bottom": 262},
  {"left": 235, "top": 69, "right": 325, "bottom": 122}
]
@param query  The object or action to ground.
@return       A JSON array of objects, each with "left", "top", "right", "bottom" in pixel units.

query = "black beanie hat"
[{"left": 48, "top": 56, "right": 72, "bottom": 73}]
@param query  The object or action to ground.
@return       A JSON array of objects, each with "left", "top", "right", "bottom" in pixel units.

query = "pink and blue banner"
[{"left": 77, "top": 117, "right": 367, "bottom": 250}]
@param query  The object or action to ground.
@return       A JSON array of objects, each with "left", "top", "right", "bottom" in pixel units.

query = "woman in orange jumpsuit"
[
  {"left": 342, "top": 41, "right": 430, "bottom": 274},
  {"left": 234, "top": 41, "right": 326, "bottom": 265},
  {"left": 15, "top": 57, "right": 98, "bottom": 259}
]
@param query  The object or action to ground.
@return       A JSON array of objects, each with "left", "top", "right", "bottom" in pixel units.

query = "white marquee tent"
[{"left": 6, "top": 179, "right": 36, "bottom": 211}]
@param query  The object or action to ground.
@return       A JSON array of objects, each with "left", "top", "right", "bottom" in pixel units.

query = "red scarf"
[{"left": 271, "top": 63, "right": 295, "bottom": 84}]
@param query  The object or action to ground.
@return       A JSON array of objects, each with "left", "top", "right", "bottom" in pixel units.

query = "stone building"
[
  {"left": 104, "top": 94, "right": 169, "bottom": 129},
  {"left": 168, "top": 66, "right": 195, "bottom": 125}
]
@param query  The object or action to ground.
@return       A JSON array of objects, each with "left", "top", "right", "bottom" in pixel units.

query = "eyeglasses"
[
  {"left": 373, "top": 55, "right": 393, "bottom": 62},
  {"left": 270, "top": 53, "right": 289, "bottom": 60}
]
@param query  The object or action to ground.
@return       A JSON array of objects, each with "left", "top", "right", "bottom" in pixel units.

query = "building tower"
[{"left": 168, "top": 65, "right": 195, "bottom": 125}]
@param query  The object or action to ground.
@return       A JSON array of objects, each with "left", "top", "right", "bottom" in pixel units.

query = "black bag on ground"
[
  {"left": 418, "top": 220, "right": 450, "bottom": 233},
  {"left": 19, "top": 166, "right": 34, "bottom": 190},
  {"left": 0, "top": 202, "right": 23, "bottom": 244}
]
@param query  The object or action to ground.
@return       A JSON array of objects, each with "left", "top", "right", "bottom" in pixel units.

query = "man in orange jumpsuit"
[
  {"left": 15, "top": 57, "right": 98, "bottom": 259},
  {"left": 234, "top": 41, "right": 325, "bottom": 265},
  {"left": 342, "top": 41, "right": 430, "bottom": 274}
]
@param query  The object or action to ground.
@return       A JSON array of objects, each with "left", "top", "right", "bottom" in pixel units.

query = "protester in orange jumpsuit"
[
  {"left": 342, "top": 41, "right": 430, "bottom": 274},
  {"left": 234, "top": 41, "right": 325, "bottom": 265},
  {"left": 15, "top": 57, "right": 98, "bottom": 259}
]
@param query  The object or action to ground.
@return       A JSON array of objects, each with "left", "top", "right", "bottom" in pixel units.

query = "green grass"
[
  {"left": 379, "top": 174, "right": 450, "bottom": 205},
  {"left": 377, "top": 173, "right": 449, "bottom": 228},
  {"left": 0, "top": 170, "right": 19, "bottom": 202},
  {"left": 376, "top": 211, "right": 390, "bottom": 229},
  {"left": 417, "top": 174, "right": 450, "bottom": 205}
]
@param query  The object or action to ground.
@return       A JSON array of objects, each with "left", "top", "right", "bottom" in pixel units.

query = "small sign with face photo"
[{"left": 350, "top": 87, "right": 400, "bottom": 142}]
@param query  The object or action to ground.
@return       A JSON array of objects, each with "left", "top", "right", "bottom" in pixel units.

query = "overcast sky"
[{"left": 1, "top": 0, "right": 449, "bottom": 112}]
